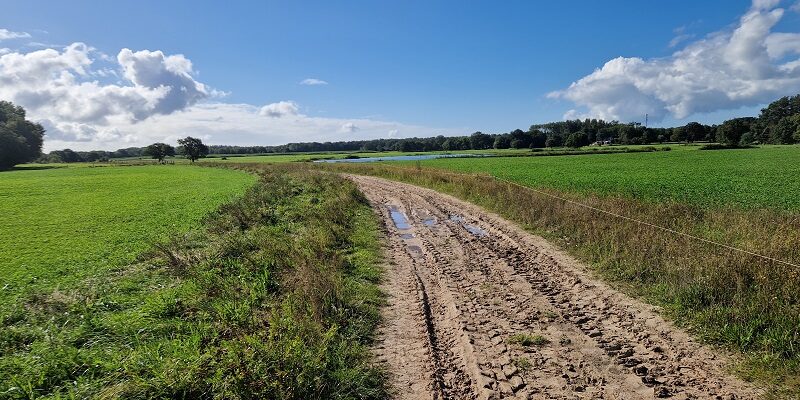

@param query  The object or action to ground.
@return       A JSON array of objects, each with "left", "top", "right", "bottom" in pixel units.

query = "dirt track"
[{"left": 350, "top": 174, "right": 763, "bottom": 400}]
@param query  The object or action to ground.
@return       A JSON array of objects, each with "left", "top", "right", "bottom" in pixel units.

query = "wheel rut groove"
[{"left": 353, "top": 174, "right": 763, "bottom": 400}]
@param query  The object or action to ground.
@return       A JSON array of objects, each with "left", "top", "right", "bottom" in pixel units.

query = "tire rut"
[{"left": 354, "top": 174, "right": 764, "bottom": 399}]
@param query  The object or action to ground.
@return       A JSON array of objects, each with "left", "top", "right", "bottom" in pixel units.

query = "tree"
[
  {"left": 144, "top": 143, "right": 175, "bottom": 163},
  {"left": 529, "top": 129, "right": 547, "bottom": 148},
  {"left": 564, "top": 132, "right": 589, "bottom": 148},
  {"left": 177, "top": 136, "right": 209, "bottom": 162},
  {"left": 468, "top": 131, "right": 493, "bottom": 150},
  {"left": 770, "top": 116, "right": 799, "bottom": 144},
  {"left": 0, "top": 101, "right": 44, "bottom": 169},
  {"left": 716, "top": 117, "right": 755, "bottom": 146},
  {"left": 493, "top": 134, "right": 511, "bottom": 149},
  {"left": 683, "top": 122, "right": 706, "bottom": 143}
]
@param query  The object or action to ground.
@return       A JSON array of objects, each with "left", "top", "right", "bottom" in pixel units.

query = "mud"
[{"left": 353, "top": 174, "right": 763, "bottom": 400}]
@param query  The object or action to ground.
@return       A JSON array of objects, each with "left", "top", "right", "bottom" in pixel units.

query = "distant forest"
[{"left": 41, "top": 94, "right": 800, "bottom": 163}]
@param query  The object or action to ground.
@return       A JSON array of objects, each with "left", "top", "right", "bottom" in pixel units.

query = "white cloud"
[
  {"left": 792, "top": 1, "right": 800, "bottom": 12},
  {"left": 0, "top": 28, "right": 30, "bottom": 41},
  {"left": 40, "top": 102, "right": 458, "bottom": 151},
  {"left": 259, "top": 100, "right": 300, "bottom": 118},
  {"left": 0, "top": 40, "right": 456, "bottom": 151},
  {"left": 388, "top": 129, "right": 399, "bottom": 138},
  {"left": 300, "top": 78, "right": 328, "bottom": 85},
  {"left": 0, "top": 43, "right": 210, "bottom": 143},
  {"left": 340, "top": 122, "right": 359, "bottom": 133},
  {"left": 550, "top": 0, "right": 800, "bottom": 122}
]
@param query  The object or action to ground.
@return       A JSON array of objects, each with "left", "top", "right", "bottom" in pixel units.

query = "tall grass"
[
  {"left": 0, "top": 164, "right": 386, "bottom": 399},
  {"left": 320, "top": 162, "right": 800, "bottom": 392}
]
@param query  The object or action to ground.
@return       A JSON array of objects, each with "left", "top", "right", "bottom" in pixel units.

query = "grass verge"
[
  {"left": 320, "top": 162, "right": 800, "bottom": 396},
  {"left": 0, "top": 163, "right": 386, "bottom": 399}
]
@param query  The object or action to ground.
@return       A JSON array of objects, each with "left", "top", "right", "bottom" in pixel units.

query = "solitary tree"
[
  {"left": 143, "top": 143, "right": 175, "bottom": 163},
  {"left": 0, "top": 101, "right": 44, "bottom": 169},
  {"left": 177, "top": 136, "right": 209, "bottom": 162}
]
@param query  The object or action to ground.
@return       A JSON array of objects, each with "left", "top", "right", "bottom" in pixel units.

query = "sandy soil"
[{"left": 350, "top": 174, "right": 763, "bottom": 400}]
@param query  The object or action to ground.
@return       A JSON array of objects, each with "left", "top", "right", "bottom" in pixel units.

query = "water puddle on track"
[
  {"left": 449, "top": 214, "right": 488, "bottom": 237},
  {"left": 389, "top": 205, "right": 411, "bottom": 230},
  {"left": 399, "top": 233, "right": 415, "bottom": 239},
  {"left": 407, "top": 245, "right": 424, "bottom": 258}
]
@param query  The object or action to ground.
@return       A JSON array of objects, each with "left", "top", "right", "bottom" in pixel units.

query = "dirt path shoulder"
[{"left": 352, "top": 174, "right": 762, "bottom": 400}]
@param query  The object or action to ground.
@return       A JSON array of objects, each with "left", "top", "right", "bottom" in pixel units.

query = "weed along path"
[{"left": 349, "top": 174, "right": 762, "bottom": 400}]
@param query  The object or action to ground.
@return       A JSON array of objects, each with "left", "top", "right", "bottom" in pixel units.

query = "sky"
[{"left": 1, "top": 0, "right": 800, "bottom": 151}]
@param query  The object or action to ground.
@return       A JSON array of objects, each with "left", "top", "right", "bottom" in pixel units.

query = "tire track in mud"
[{"left": 354, "top": 174, "right": 764, "bottom": 399}]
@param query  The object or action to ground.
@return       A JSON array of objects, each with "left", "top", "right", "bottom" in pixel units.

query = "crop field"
[
  {"left": 404, "top": 145, "right": 800, "bottom": 210},
  {"left": 0, "top": 165, "right": 256, "bottom": 308}
]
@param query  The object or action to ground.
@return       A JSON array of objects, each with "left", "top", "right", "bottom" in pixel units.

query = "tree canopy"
[
  {"left": 143, "top": 143, "right": 175, "bottom": 163},
  {"left": 0, "top": 101, "right": 44, "bottom": 169},
  {"left": 177, "top": 136, "right": 209, "bottom": 162}
]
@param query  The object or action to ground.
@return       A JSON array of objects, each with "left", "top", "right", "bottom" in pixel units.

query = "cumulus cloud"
[
  {"left": 0, "top": 43, "right": 209, "bottom": 142},
  {"left": 340, "top": 122, "right": 359, "bottom": 133},
  {"left": 259, "top": 101, "right": 300, "bottom": 118},
  {"left": 300, "top": 78, "right": 328, "bottom": 85},
  {"left": 0, "top": 37, "right": 455, "bottom": 151},
  {"left": 0, "top": 28, "right": 30, "bottom": 41},
  {"left": 549, "top": 0, "right": 800, "bottom": 122}
]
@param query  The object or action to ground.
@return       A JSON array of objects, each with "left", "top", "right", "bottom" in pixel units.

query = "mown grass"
[
  {"left": 0, "top": 165, "right": 256, "bottom": 309},
  {"left": 1, "top": 164, "right": 386, "bottom": 399},
  {"left": 321, "top": 160, "right": 800, "bottom": 395},
  {"left": 406, "top": 145, "right": 800, "bottom": 210}
]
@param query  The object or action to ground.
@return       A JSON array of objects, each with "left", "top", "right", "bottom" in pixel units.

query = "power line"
[{"left": 368, "top": 164, "right": 800, "bottom": 269}]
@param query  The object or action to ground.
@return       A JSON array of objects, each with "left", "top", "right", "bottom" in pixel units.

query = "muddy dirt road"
[{"left": 351, "top": 175, "right": 762, "bottom": 399}]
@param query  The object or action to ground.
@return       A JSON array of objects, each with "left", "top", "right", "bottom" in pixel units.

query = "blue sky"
[{"left": 1, "top": 0, "right": 799, "bottom": 150}]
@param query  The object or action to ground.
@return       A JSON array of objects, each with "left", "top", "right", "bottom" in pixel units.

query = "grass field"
[
  {"left": 406, "top": 145, "right": 800, "bottom": 210},
  {"left": 0, "top": 164, "right": 385, "bottom": 398},
  {"left": 0, "top": 165, "right": 256, "bottom": 309}
]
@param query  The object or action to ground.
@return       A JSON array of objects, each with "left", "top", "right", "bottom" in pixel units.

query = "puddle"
[
  {"left": 389, "top": 206, "right": 411, "bottom": 230},
  {"left": 449, "top": 214, "right": 487, "bottom": 237},
  {"left": 400, "top": 233, "right": 415, "bottom": 239},
  {"left": 407, "top": 245, "right": 424, "bottom": 258},
  {"left": 464, "top": 224, "right": 488, "bottom": 237},
  {"left": 423, "top": 217, "right": 437, "bottom": 227}
]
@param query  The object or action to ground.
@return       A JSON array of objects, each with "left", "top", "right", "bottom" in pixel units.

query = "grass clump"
[
  {"left": 0, "top": 164, "right": 387, "bottom": 399},
  {"left": 512, "top": 357, "right": 533, "bottom": 372},
  {"left": 508, "top": 333, "right": 550, "bottom": 347}
]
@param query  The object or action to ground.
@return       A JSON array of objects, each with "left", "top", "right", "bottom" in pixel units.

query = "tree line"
[{"left": 3, "top": 93, "right": 800, "bottom": 168}]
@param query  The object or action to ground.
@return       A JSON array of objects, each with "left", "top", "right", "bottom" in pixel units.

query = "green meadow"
[
  {"left": 404, "top": 145, "right": 800, "bottom": 210},
  {"left": 0, "top": 165, "right": 256, "bottom": 307}
]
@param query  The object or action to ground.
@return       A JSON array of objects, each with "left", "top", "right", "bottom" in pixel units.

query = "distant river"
[{"left": 313, "top": 154, "right": 487, "bottom": 163}]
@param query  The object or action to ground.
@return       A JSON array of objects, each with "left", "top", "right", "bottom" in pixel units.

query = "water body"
[{"left": 314, "top": 154, "right": 486, "bottom": 163}]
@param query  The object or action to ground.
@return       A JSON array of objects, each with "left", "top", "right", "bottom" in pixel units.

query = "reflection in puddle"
[
  {"left": 449, "top": 214, "right": 487, "bottom": 237},
  {"left": 464, "top": 224, "right": 487, "bottom": 237},
  {"left": 423, "top": 217, "right": 437, "bottom": 227},
  {"left": 389, "top": 205, "right": 411, "bottom": 230},
  {"left": 400, "top": 233, "right": 414, "bottom": 239}
]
